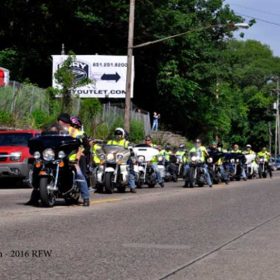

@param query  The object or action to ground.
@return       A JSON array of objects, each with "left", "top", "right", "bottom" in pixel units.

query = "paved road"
[{"left": 1, "top": 175, "right": 280, "bottom": 280}]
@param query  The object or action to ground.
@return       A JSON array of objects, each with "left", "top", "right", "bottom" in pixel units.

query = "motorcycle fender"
[
  {"left": 105, "top": 167, "right": 115, "bottom": 173},
  {"left": 120, "top": 165, "right": 129, "bottom": 183}
]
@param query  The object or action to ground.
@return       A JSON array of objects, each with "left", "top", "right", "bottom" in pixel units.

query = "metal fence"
[
  {"left": 0, "top": 82, "right": 151, "bottom": 134},
  {"left": 0, "top": 81, "right": 49, "bottom": 117}
]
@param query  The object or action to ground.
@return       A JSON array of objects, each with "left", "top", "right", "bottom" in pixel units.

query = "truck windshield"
[{"left": 0, "top": 133, "right": 33, "bottom": 146}]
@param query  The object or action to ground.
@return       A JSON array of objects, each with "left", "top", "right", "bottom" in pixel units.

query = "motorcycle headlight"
[
  {"left": 158, "top": 156, "right": 163, "bottom": 161},
  {"left": 138, "top": 156, "right": 145, "bottom": 162},
  {"left": 10, "top": 152, "right": 22, "bottom": 161},
  {"left": 58, "top": 151, "right": 66, "bottom": 159},
  {"left": 33, "top": 151, "right": 41, "bottom": 160},
  {"left": 260, "top": 158, "right": 264, "bottom": 162},
  {"left": 99, "top": 153, "right": 106, "bottom": 160},
  {"left": 230, "top": 159, "right": 235, "bottom": 163},
  {"left": 191, "top": 156, "right": 197, "bottom": 162},
  {"left": 43, "top": 148, "right": 55, "bottom": 161},
  {"left": 207, "top": 158, "right": 213, "bottom": 163},
  {"left": 106, "top": 153, "right": 115, "bottom": 161},
  {"left": 236, "top": 159, "right": 239, "bottom": 163},
  {"left": 116, "top": 154, "right": 124, "bottom": 161}
]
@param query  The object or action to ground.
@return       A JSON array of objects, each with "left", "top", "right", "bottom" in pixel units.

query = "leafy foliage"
[{"left": 0, "top": 1, "right": 279, "bottom": 149}]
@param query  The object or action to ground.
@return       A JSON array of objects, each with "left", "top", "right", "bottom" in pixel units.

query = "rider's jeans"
[
  {"left": 219, "top": 165, "right": 229, "bottom": 181},
  {"left": 241, "top": 164, "right": 247, "bottom": 179},
  {"left": 203, "top": 164, "right": 212, "bottom": 186},
  {"left": 76, "top": 166, "right": 90, "bottom": 200},
  {"left": 152, "top": 164, "right": 163, "bottom": 183},
  {"left": 128, "top": 173, "right": 136, "bottom": 189}
]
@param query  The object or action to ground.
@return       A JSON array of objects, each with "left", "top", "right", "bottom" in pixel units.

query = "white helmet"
[{"left": 114, "top": 127, "right": 125, "bottom": 137}]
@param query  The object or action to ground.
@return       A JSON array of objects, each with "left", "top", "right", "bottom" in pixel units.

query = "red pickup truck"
[{"left": 0, "top": 129, "right": 40, "bottom": 185}]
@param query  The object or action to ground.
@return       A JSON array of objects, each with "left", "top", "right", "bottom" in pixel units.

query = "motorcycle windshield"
[
  {"left": 28, "top": 135, "right": 80, "bottom": 156},
  {"left": 102, "top": 145, "right": 127, "bottom": 154}
]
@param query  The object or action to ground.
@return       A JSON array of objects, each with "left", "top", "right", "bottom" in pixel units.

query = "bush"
[
  {"left": 80, "top": 98, "right": 102, "bottom": 135},
  {"left": 129, "top": 120, "right": 145, "bottom": 143},
  {"left": 0, "top": 111, "right": 14, "bottom": 126}
]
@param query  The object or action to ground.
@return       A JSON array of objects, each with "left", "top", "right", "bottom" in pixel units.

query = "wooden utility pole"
[{"left": 124, "top": 0, "right": 135, "bottom": 133}]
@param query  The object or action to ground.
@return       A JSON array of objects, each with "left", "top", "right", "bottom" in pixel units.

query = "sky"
[{"left": 224, "top": 0, "right": 280, "bottom": 56}]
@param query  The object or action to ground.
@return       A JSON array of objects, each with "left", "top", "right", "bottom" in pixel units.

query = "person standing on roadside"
[{"left": 152, "top": 112, "right": 160, "bottom": 131}]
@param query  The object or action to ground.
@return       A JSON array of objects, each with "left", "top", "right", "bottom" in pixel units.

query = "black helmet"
[{"left": 57, "top": 113, "right": 71, "bottom": 124}]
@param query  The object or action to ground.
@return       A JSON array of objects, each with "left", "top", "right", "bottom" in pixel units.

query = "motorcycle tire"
[
  {"left": 189, "top": 168, "right": 196, "bottom": 188},
  {"left": 104, "top": 172, "right": 114, "bottom": 194},
  {"left": 148, "top": 184, "right": 155, "bottom": 188},
  {"left": 39, "top": 177, "right": 55, "bottom": 207}
]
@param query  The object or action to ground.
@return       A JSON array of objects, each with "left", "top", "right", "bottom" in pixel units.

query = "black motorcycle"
[
  {"left": 207, "top": 151, "right": 226, "bottom": 184},
  {"left": 28, "top": 134, "right": 81, "bottom": 207},
  {"left": 223, "top": 153, "right": 246, "bottom": 181},
  {"left": 257, "top": 156, "right": 272, "bottom": 178}
]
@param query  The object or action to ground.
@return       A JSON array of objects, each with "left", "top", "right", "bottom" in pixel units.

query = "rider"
[
  {"left": 68, "top": 116, "right": 90, "bottom": 206},
  {"left": 231, "top": 144, "right": 247, "bottom": 180},
  {"left": 57, "top": 113, "right": 71, "bottom": 133},
  {"left": 107, "top": 128, "right": 137, "bottom": 193},
  {"left": 208, "top": 141, "right": 229, "bottom": 184},
  {"left": 188, "top": 139, "right": 213, "bottom": 188},
  {"left": 107, "top": 127, "right": 129, "bottom": 148},
  {"left": 144, "top": 135, "right": 164, "bottom": 188},
  {"left": 160, "top": 144, "right": 173, "bottom": 162},
  {"left": 175, "top": 144, "right": 188, "bottom": 163},
  {"left": 257, "top": 147, "right": 272, "bottom": 178},
  {"left": 243, "top": 144, "right": 258, "bottom": 176}
]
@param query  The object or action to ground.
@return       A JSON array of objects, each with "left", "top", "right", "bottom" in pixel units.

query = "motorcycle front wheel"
[
  {"left": 104, "top": 172, "right": 114, "bottom": 194},
  {"left": 39, "top": 177, "right": 55, "bottom": 207}
]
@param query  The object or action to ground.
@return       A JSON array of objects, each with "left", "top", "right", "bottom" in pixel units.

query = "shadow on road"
[{"left": 0, "top": 178, "right": 30, "bottom": 189}]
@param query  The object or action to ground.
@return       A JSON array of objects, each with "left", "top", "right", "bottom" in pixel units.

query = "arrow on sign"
[{"left": 101, "top": 72, "right": 121, "bottom": 82}]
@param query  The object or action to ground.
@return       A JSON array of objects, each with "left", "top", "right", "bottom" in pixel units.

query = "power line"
[
  {"left": 236, "top": 13, "right": 280, "bottom": 28},
  {"left": 231, "top": 3, "right": 280, "bottom": 18}
]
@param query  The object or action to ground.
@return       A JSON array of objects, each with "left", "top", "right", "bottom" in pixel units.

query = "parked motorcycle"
[
  {"left": 244, "top": 153, "right": 258, "bottom": 179},
  {"left": 176, "top": 154, "right": 185, "bottom": 178},
  {"left": 223, "top": 153, "right": 246, "bottom": 181},
  {"left": 95, "top": 145, "right": 131, "bottom": 193},
  {"left": 164, "top": 154, "right": 178, "bottom": 182},
  {"left": 207, "top": 151, "right": 225, "bottom": 184},
  {"left": 28, "top": 134, "right": 81, "bottom": 207},
  {"left": 133, "top": 145, "right": 160, "bottom": 188},
  {"left": 258, "top": 156, "right": 269, "bottom": 178},
  {"left": 185, "top": 153, "right": 207, "bottom": 188}
]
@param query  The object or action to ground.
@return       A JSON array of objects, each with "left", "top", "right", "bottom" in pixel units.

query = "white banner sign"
[{"left": 52, "top": 55, "right": 134, "bottom": 98}]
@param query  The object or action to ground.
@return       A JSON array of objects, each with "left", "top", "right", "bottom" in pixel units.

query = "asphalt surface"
[{"left": 1, "top": 174, "right": 280, "bottom": 280}]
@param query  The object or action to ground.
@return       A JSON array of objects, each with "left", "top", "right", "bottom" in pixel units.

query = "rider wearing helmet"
[
  {"left": 107, "top": 127, "right": 136, "bottom": 193},
  {"left": 107, "top": 128, "right": 129, "bottom": 148},
  {"left": 185, "top": 139, "right": 212, "bottom": 188},
  {"left": 175, "top": 144, "right": 188, "bottom": 163},
  {"left": 257, "top": 147, "right": 272, "bottom": 178},
  {"left": 230, "top": 143, "right": 247, "bottom": 180},
  {"left": 160, "top": 144, "right": 173, "bottom": 162}
]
